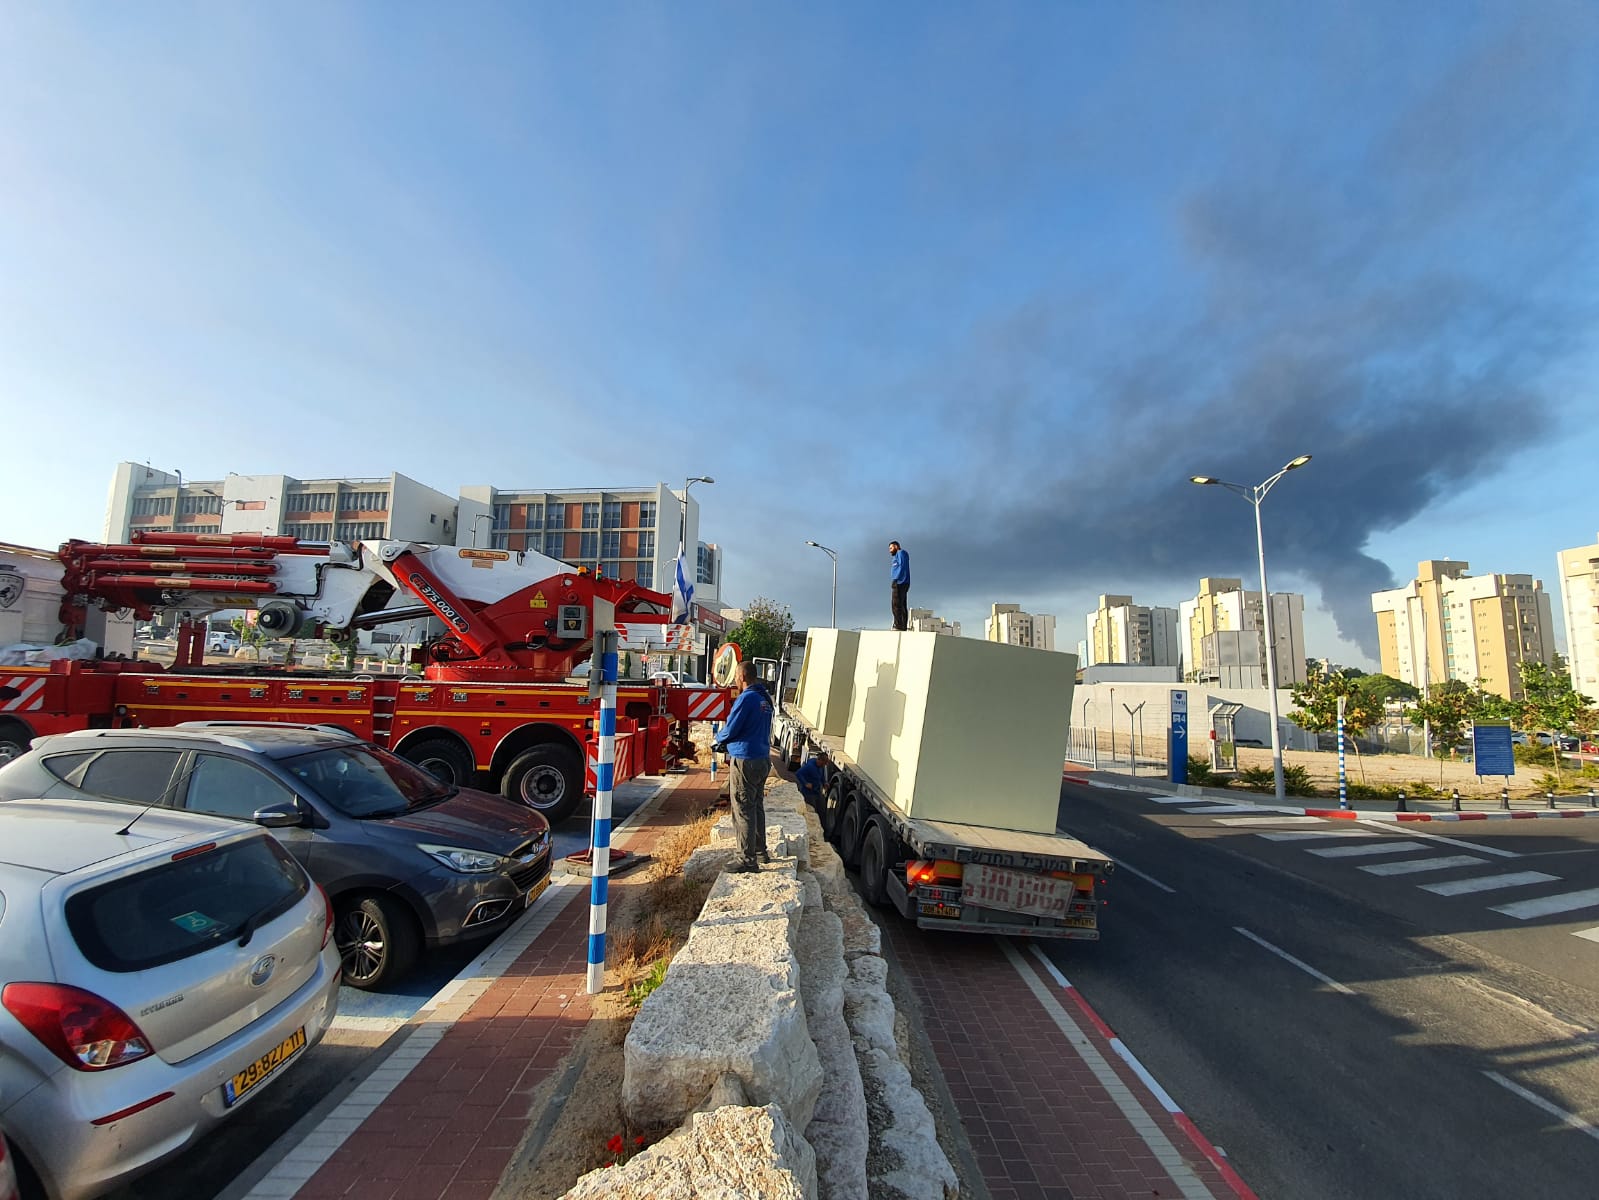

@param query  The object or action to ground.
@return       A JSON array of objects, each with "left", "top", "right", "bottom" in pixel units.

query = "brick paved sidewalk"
[
  {"left": 241, "top": 769, "right": 720, "bottom": 1200},
  {"left": 880, "top": 920, "right": 1243, "bottom": 1200}
]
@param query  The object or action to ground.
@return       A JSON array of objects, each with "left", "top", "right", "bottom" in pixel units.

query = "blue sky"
[{"left": 3, "top": 3, "right": 1597, "bottom": 669}]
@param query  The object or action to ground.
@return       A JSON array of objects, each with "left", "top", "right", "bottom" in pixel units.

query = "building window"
[
  {"left": 697, "top": 545, "right": 717, "bottom": 586},
  {"left": 492, "top": 531, "right": 510, "bottom": 550},
  {"left": 545, "top": 533, "right": 564, "bottom": 558},
  {"left": 177, "top": 494, "right": 223, "bottom": 515},
  {"left": 285, "top": 491, "right": 335, "bottom": 513},
  {"left": 345, "top": 490, "right": 389, "bottom": 512},
  {"left": 283, "top": 522, "right": 332, "bottom": 541},
  {"left": 579, "top": 532, "right": 598, "bottom": 559},
  {"left": 601, "top": 530, "right": 621, "bottom": 558},
  {"left": 525, "top": 504, "right": 543, "bottom": 529},
  {"left": 602, "top": 500, "right": 621, "bottom": 528},
  {"left": 132, "top": 496, "right": 174, "bottom": 516},
  {"left": 582, "top": 502, "right": 600, "bottom": 529},
  {"left": 637, "top": 501, "right": 656, "bottom": 528},
  {"left": 638, "top": 531, "right": 655, "bottom": 558},
  {"left": 601, "top": 561, "right": 621, "bottom": 580},
  {"left": 493, "top": 503, "right": 512, "bottom": 528},
  {"left": 635, "top": 562, "right": 653, "bottom": 589},
  {"left": 335, "top": 521, "right": 386, "bottom": 541}
]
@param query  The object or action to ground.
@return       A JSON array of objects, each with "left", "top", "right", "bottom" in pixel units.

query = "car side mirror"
[{"left": 253, "top": 801, "right": 308, "bottom": 829}]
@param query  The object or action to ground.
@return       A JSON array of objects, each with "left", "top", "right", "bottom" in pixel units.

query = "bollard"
[
  {"left": 1501, "top": 786, "right": 1510, "bottom": 811},
  {"left": 1397, "top": 789, "right": 1407, "bottom": 813},
  {"left": 1452, "top": 788, "right": 1461, "bottom": 812},
  {"left": 1548, "top": 790, "right": 1557, "bottom": 811},
  {"left": 1590, "top": 788, "right": 1597, "bottom": 810}
]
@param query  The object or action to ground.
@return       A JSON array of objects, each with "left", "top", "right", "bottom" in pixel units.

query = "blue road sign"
[
  {"left": 1473, "top": 721, "right": 1516, "bottom": 777},
  {"left": 1170, "top": 689, "right": 1189, "bottom": 785}
]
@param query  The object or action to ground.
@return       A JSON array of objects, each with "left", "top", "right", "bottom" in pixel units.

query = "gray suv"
[{"left": 0, "top": 725, "right": 553, "bottom": 990}]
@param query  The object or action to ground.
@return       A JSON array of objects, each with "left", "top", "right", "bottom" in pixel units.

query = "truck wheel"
[
  {"left": 0, "top": 722, "right": 29, "bottom": 767},
  {"left": 839, "top": 796, "right": 864, "bottom": 869},
  {"left": 861, "top": 822, "right": 890, "bottom": 907},
  {"left": 401, "top": 736, "right": 475, "bottom": 787},
  {"left": 503, "top": 745, "right": 584, "bottom": 824},
  {"left": 335, "top": 895, "right": 418, "bottom": 990},
  {"left": 822, "top": 779, "right": 847, "bottom": 844}
]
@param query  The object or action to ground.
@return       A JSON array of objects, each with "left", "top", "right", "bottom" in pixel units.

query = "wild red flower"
[
  {"left": 607, "top": 1134, "right": 625, "bottom": 1154},
  {"left": 634, "top": 1135, "right": 646, "bottom": 1146}
]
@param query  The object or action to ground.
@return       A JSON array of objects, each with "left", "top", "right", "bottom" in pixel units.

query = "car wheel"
[
  {"left": 839, "top": 796, "right": 864, "bottom": 869},
  {"left": 822, "top": 778, "right": 846, "bottom": 843},
  {"left": 861, "top": 821, "right": 889, "bottom": 907},
  {"left": 502, "top": 744, "right": 584, "bottom": 825},
  {"left": 335, "top": 895, "right": 418, "bottom": 991},
  {"left": 0, "top": 722, "right": 29, "bottom": 767},
  {"left": 401, "top": 735, "right": 475, "bottom": 788}
]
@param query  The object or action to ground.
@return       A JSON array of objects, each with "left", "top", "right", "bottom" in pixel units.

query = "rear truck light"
[
  {"left": 90, "top": 1091, "right": 176, "bottom": 1126},
  {"left": 906, "top": 860, "right": 939, "bottom": 886},
  {"left": 318, "top": 884, "right": 335, "bottom": 950},
  {"left": 2, "top": 982, "right": 154, "bottom": 1071}
]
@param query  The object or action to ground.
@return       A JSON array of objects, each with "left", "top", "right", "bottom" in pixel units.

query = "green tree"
[
  {"left": 1353, "top": 673, "right": 1418, "bottom": 705},
  {"left": 725, "top": 596, "right": 794, "bottom": 665},
  {"left": 1515, "top": 658, "right": 1593, "bottom": 782},
  {"left": 1410, "top": 679, "right": 1484, "bottom": 769},
  {"left": 1289, "top": 666, "right": 1385, "bottom": 779}
]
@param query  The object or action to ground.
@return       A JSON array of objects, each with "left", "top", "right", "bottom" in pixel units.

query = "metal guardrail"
[{"left": 1066, "top": 727, "right": 1099, "bottom": 769}]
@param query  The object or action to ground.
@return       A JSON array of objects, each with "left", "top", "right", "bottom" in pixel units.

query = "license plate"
[
  {"left": 223, "top": 1027, "right": 306, "bottom": 1107},
  {"left": 1058, "top": 916, "right": 1097, "bottom": 929},
  {"left": 919, "top": 902, "right": 962, "bottom": 919},
  {"left": 525, "top": 876, "right": 551, "bottom": 908}
]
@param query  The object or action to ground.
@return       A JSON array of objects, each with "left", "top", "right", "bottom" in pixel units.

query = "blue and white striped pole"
[
  {"left": 1337, "top": 695, "right": 1348, "bottom": 810},
  {"left": 586, "top": 614, "right": 619, "bottom": 995},
  {"left": 709, "top": 720, "right": 721, "bottom": 781}
]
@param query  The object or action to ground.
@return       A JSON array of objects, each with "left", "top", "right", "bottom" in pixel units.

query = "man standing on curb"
[
  {"left": 714, "top": 660, "right": 773, "bottom": 872},
  {"left": 889, "top": 540, "right": 911, "bottom": 631}
]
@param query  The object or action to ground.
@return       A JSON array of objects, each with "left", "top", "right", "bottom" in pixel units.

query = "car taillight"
[
  {"left": 318, "top": 884, "right": 334, "bottom": 950},
  {"left": 2, "top": 982, "right": 153, "bottom": 1071}
]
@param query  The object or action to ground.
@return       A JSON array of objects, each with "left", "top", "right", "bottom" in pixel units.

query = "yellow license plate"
[
  {"left": 525, "top": 876, "right": 551, "bottom": 908},
  {"left": 1060, "top": 916, "right": 1097, "bottom": 929},
  {"left": 919, "top": 903, "right": 962, "bottom": 919},
  {"left": 224, "top": 1027, "right": 306, "bottom": 1107}
]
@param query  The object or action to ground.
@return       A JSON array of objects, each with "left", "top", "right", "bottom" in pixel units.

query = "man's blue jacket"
[
  {"left": 795, "top": 757, "right": 825, "bottom": 797},
  {"left": 716, "top": 683, "right": 772, "bottom": 760},
  {"left": 890, "top": 547, "right": 910, "bottom": 586}
]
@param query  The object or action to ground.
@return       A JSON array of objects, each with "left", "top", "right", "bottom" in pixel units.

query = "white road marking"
[
  {"left": 1234, "top": 927, "right": 1356, "bottom": 995},
  {"left": 328, "top": 1014, "right": 409, "bottom": 1033},
  {"left": 1113, "top": 859, "right": 1176, "bottom": 893},
  {"left": 1149, "top": 796, "right": 1202, "bottom": 804},
  {"left": 1491, "top": 889, "right": 1599, "bottom": 920},
  {"left": 1181, "top": 804, "right": 1287, "bottom": 814},
  {"left": 1214, "top": 816, "right": 1327, "bottom": 826},
  {"left": 1358, "top": 855, "right": 1487, "bottom": 877},
  {"left": 1483, "top": 1071, "right": 1599, "bottom": 1145},
  {"left": 1355, "top": 818, "right": 1520, "bottom": 859},
  {"left": 1574, "top": 927, "right": 1599, "bottom": 944},
  {"left": 1308, "top": 841, "right": 1430, "bottom": 858},
  {"left": 1421, "top": 871, "right": 1559, "bottom": 896},
  {"left": 1256, "top": 830, "right": 1375, "bottom": 841}
]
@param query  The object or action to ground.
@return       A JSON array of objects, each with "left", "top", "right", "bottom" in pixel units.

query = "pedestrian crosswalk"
[{"left": 1149, "top": 795, "right": 1599, "bottom": 946}]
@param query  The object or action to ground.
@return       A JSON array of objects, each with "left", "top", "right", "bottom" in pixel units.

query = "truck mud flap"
[{"left": 913, "top": 919, "right": 1099, "bottom": 940}]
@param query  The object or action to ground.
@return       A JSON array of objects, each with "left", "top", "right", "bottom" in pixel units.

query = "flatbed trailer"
[{"left": 773, "top": 703, "right": 1113, "bottom": 940}]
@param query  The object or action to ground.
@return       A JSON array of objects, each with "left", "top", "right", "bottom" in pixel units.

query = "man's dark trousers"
[
  {"left": 730, "top": 756, "right": 770, "bottom": 864},
  {"left": 891, "top": 582, "right": 909, "bottom": 631}
]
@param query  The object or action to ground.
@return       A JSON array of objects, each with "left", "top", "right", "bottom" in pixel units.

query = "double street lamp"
[
  {"left": 1189, "top": 454, "right": 1312, "bottom": 801},
  {"left": 805, "top": 541, "right": 838, "bottom": 628}
]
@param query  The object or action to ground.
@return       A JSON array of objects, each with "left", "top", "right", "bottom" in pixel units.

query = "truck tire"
[
  {"left": 335, "top": 894, "right": 419, "bottom": 990},
  {"left": 839, "top": 796, "right": 864, "bottom": 869},
  {"left": 822, "top": 778, "right": 847, "bottom": 844},
  {"left": 0, "top": 721, "right": 30, "bottom": 767},
  {"left": 502, "top": 744, "right": 584, "bottom": 825},
  {"left": 401, "top": 736, "right": 475, "bottom": 787},
  {"left": 861, "top": 821, "right": 890, "bottom": 907}
]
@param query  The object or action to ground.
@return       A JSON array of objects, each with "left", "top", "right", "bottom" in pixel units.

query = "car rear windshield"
[
  {"left": 283, "top": 745, "right": 454, "bottom": 819},
  {"left": 66, "top": 835, "right": 308, "bottom": 973}
]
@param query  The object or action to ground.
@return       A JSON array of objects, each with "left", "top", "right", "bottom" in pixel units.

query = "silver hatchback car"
[{"left": 0, "top": 799, "right": 340, "bottom": 1200}]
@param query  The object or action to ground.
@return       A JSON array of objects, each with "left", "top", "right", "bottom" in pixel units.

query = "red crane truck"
[{"left": 0, "top": 532, "right": 731, "bottom": 823}]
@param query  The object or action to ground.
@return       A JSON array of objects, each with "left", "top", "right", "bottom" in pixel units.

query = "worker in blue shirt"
[
  {"left": 713, "top": 660, "right": 773, "bottom": 872},
  {"left": 795, "top": 750, "right": 830, "bottom": 810},
  {"left": 889, "top": 540, "right": 911, "bottom": 631}
]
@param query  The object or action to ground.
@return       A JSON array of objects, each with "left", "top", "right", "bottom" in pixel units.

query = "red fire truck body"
[{"left": 0, "top": 533, "right": 732, "bottom": 822}]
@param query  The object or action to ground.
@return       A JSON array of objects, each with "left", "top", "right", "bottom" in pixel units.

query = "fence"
[{"left": 1066, "top": 726, "right": 1170, "bottom": 775}]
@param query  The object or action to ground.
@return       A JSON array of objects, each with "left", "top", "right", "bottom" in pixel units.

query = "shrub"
[
  {"left": 1234, "top": 764, "right": 1316, "bottom": 797},
  {"left": 624, "top": 958, "right": 668, "bottom": 1009},
  {"left": 1186, "top": 756, "right": 1223, "bottom": 786}
]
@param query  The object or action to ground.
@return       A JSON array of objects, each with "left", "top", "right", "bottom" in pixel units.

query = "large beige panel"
[
  {"left": 844, "top": 632, "right": 1076, "bottom": 834},
  {"left": 794, "top": 629, "right": 861, "bottom": 738}
]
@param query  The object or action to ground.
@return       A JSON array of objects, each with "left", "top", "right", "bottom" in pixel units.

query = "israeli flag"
[{"left": 672, "top": 551, "right": 694, "bottom": 625}]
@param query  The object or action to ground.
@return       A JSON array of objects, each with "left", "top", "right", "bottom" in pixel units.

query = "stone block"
[
  {"left": 558, "top": 1103, "right": 817, "bottom": 1200},
  {"left": 796, "top": 628, "right": 860, "bottom": 737},
  {"left": 697, "top": 869, "right": 805, "bottom": 933},
  {"left": 843, "top": 631, "right": 1076, "bottom": 834},
  {"left": 798, "top": 910, "right": 868, "bottom": 1200}
]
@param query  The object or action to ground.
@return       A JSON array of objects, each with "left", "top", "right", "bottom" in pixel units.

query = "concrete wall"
[
  {"left": 388, "top": 471, "right": 458, "bottom": 543},
  {"left": 1071, "top": 681, "right": 1314, "bottom": 752}
]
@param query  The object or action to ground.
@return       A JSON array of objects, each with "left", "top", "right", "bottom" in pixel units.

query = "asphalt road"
[
  {"left": 1048, "top": 779, "right": 1599, "bottom": 1200},
  {"left": 102, "top": 778, "right": 663, "bottom": 1200}
]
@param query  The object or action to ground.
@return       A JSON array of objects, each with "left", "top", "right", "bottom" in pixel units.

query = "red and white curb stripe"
[
  {"left": 1303, "top": 807, "right": 1599, "bottom": 823},
  {"left": 1020, "top": 943, "right": 1259, "bottom": 1200}
]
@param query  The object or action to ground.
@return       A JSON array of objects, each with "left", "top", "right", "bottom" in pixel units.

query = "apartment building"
[
  {"left": 1559, "top": 534, "right": 1599, "bottom": 700},
  {"left": 105, "top": 464, "right": 459, "bottom": 545},
  {"left": 985, "top": 604, "right": 1056, "bottom": 650},
  {"left": 909, "top": 608, "right": 962, "bottom": 636},
  {"left": 1178, "top": 577, "right": 1307, "bottom": 687},
  {"left": 1083, "top": 595, "right": 1178, "bottom": 668},
  {"left": 1371, "top": 559, "right": 1554, "bottom": 699}
]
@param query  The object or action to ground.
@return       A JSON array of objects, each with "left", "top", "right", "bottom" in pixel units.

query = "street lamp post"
[
  {"left": 1189, "top": 454, "right": 1312, "bottom": 801},
  {"left": 471, "top": 513, "right": 492, "bottom": 547},
  {"left": 677, "top": 477, "right": 714, "bottom": 671},
  {"left": 805, "top": 541, "right": 838, "bottom": 627}
]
